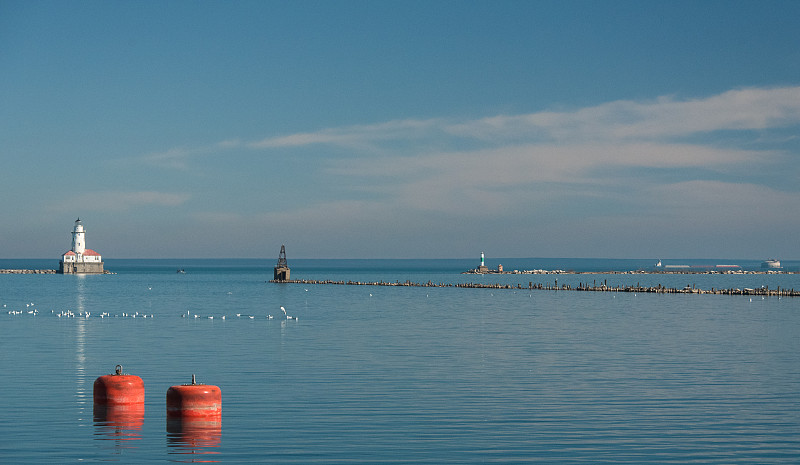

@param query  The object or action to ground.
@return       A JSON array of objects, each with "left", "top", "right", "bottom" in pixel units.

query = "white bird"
[{"left": 280, "top": 306, "right": 295, "bottom": 320}]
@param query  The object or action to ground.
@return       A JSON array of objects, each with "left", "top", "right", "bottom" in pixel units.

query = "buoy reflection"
[
  {"left": 167, "top": 417, "right": 221, "bottom": 460},
  {"left": 93, "top": 402, "right": 144, "bottom": 443}
]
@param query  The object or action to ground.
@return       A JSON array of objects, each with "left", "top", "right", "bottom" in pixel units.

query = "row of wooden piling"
[
  {"left": 0, "top": 269, "right": 57, "bottom": 274},
  {"left": 271, "top": 279, "right": 799, "bottom": 297}
]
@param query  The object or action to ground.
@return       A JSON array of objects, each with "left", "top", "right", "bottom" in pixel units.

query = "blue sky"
[{"left": 2, "top": 1, "right": 799, "bottom": 259}]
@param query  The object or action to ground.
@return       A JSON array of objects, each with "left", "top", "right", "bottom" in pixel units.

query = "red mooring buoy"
[
  {"left": 166, "top": 374, "right": 221, "bottom": 420},
  {"left": 93, "top": 365, "right": 145, "bottom": 405}
]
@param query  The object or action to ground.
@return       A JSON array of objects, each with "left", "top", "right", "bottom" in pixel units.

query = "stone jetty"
[
  {"left": 1, "top": 268, "right": 113, "bottom": 274},
  {"left": 1, "top": 269, "right": 57, "bottom": 274},
  {"left": 464, "top": 268, "right": 797, "bottom": 275},
  {"left": 271, "top": 278, "right": 799, "bottom": 297}
]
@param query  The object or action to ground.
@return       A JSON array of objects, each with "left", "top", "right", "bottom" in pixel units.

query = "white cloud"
[
  {"left": 445, "top": 86, "right": 800, "bottom": 142},
  {"left": 247, "top": 118, "right": 443, "bottom": 149},
  {"left": 138, "top": 86, "right": 800, "bottom": 173},
  {"left": 124, "top": 85, "right": 800, "bottom": 257},
  {"left": 139, "top": 147, "right": 196, "bottom": 169}
]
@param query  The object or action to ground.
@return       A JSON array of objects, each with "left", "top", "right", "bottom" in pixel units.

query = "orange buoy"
[
  {"left": 166, "top": 374, "right": 221, "bottom": 420},
  {"left": 93, "top": 365, "right": 145, "bottom": 405}
]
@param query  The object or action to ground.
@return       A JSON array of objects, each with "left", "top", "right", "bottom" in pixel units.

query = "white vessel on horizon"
[{"left": 761, "top": 259, "right": 781, "bottom": 269}]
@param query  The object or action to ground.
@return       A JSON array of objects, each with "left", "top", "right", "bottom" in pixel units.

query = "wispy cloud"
[
  {"left": 133, "top": 86, "right": 800, "bottom": 237},
  {"left": 445, "top": 87, "right": 800, "bottom": 142},
  {"left": 238, "top": 86, "right": 800, "bottom": 150},
  {"left": 138, "top": 86, "right": 800, "bottom": 172},
  {"left": 247, "top": 118, "right": 443, "bottom": 149}
]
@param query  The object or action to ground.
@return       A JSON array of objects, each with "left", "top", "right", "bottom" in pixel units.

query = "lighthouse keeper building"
[{"left": 59, "top": 218, "right": 104, "bottom": 274}]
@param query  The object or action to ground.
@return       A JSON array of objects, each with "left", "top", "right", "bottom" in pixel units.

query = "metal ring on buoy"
[
  {"left": 93, "top": 365, "right": 145, "bottom": 405},
  {"left": 166, "top": 374, "right": 221, "bottom": 420}
]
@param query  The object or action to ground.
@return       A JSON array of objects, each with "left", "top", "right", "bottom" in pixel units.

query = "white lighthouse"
[
  {"left": 59, "top": 218, "right": 104, "bottom": 274},
  {"left": 72, "top": 219, "right": 86, "bottom": 255}
]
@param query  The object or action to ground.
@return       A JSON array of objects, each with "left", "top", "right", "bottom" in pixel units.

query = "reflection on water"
[
  {"left": 93, "top": 403, "right": 144, "bottom": 445},
  {"left": 167, "top": 418, "right": 221, "bottom": 461},
  {"left": 75, "top": 275, "right": 89, "bottom": 421}
]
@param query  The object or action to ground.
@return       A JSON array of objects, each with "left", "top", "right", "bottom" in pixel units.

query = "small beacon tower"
[
  {"left": 273, "top": 245, "right": 290, "bottom": 281},
  {"left": 477, "top": 251, "right": 489, "bottom": 273},
  {"left": 59, "top": 218, "right": 104, "bottom": 274}
]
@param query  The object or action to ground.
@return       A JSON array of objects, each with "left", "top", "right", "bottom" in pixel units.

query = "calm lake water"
[{"left": 1, "top": 258, "right": 799, "bottom": 463}]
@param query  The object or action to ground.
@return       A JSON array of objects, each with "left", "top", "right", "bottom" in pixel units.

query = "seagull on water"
[{"left": 280, "top": 306, "right": 297, "bottom": 320}]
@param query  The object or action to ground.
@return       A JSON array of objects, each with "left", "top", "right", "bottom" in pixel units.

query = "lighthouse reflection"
[{"left": 166, "top": 418, "right": 222, "bottom": 460}]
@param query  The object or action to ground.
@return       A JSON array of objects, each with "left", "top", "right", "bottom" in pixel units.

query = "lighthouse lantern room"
[{"left": 59, "top": 218, "right": 104, "bottom": 274}]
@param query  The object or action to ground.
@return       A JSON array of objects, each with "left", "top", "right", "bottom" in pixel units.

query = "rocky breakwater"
[
  {"left": 465, "top": 268, "right": 797, "bottom": 275},
  {"left": 1, "top": 269, "right": 57, "bottom": 274},
  {"left": 271, "top": 278, "right": 799, "bottom": 297}
]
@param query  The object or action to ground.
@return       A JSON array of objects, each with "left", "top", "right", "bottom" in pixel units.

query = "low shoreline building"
[{"left": 59, "top": 218, "right": 104, "bottom": 274}]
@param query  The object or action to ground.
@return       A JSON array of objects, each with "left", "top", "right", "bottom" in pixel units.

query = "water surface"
[{"left": 1, "top": 259, "right": 798, "bottom": 463}]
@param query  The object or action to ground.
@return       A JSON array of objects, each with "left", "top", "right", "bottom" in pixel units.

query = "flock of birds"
[
  {"left": 178, "top": 306, "right": 297, "bottom": 320},
  {"left": 4, "top": 302, "right": 297, "bottom": 321}
]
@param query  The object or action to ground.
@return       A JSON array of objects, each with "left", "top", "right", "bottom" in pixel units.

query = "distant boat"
[
  {"left": 761, "top": 259, "right": 781, "bottom": 269},
  {"left": 177, "top": 269, "right": 186, "bottom": 274},
  {"left": 655, "top": 260, "right": 662, "bottom": 267}
]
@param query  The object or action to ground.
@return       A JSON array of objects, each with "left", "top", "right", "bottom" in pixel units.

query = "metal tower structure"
[{"left": 274, "top": 245, "right": 290, "bottom": 281}]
